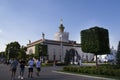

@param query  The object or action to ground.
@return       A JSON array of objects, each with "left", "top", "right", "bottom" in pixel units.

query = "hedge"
[{"left": 63, "top": 66, "right": 120, "bottom": 78}]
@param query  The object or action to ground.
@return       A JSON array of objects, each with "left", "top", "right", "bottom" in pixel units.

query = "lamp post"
[
  {"left": 8, "top": 47, "right": 12, "bottom": 60},
  {"left": 60, "top": 34, "right": 63, "bottom": 62},
  {"left": 53, "top": 48, "right": 56, "bottom": 66},
  {"left": 8, "top": 48, "right": 10, "bottom": 60},
  {"left": 53, "top": 48, "right": 56, "bottom": 61}
]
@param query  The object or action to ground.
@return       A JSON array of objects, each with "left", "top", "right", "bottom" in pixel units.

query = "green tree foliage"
[
  {"left": 116, "top": 41, "right": 120, "bottom": 66},
  {"left": 35, "top": 44, "right": 41, "bottom": 58},
  {"left": 5, "top": 41, "right": 20, "bottom": 59},
  {"left": 64, "top": 49, "right": 76, "bottom": 64},
  {"left": 18, "top": 46, "right": 27, "bottom": 60},
  {"left": 81, "top": 26, "right": 110, "bottom": 54},
  {"left": 81, "top": 26, "right": 110, "bottom": 68},
  {"left": 41, "top": 45, "right": 47, "bottom": 56},
  {"left": 0, "top": 51, "right": 5, "bottom": 57},
  {"left": 64, "top": 50, "right": 70, "bottom": 64},
  {"left": 35, "top": 44, "right": 48, "bottom": 58}
]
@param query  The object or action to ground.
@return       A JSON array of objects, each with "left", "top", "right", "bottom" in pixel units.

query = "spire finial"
[{"left": 60, "top": 19, "right": 63, "bottom": 24}]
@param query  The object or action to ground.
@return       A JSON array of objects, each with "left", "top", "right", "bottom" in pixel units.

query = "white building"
[
  {"left": 97, "top": 47, "right": 117, "bottom": 63},
  {"left": 107, "top": 47, "right": 117, "bottom": 63},
  {"left": 26, "top": 22, "right": 94, "bottom": 63}
]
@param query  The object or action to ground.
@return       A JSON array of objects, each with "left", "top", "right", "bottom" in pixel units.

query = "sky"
[{"left": 0, "top": 0, "right": 120, "bottom": 51}]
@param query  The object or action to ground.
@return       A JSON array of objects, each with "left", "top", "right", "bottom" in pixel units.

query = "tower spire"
[
  {"left": 60, "top": 19, "right": 63, "bottom": 24},
  {"left": 59, "top": 19, "right": 65, "bottom": 32}
]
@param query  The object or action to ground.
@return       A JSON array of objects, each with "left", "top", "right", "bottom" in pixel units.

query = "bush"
[
  {"left": 63, "top": 65, "right": 120, "bottom": 78},
  {"left": 55, "top": 62, "right": 67, "bottom": 66},
  {"left": 41, "top": 63, "right": 53, "bottom": 67}
]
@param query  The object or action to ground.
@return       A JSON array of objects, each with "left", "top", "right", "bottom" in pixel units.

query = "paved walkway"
[{"left": 0, "top": 63, "right": 116, "bottom": 80}]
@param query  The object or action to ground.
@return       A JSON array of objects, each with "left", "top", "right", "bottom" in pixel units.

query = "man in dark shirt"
[{"left": 18, "top": 59, "right": 26, "bottom": 79}]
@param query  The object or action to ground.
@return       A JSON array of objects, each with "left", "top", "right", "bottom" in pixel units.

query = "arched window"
[{"left": 29, "top": 49, "right": 33, "bottom": 55}]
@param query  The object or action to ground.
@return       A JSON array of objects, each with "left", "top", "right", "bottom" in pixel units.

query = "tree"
[
  {"left": 64, "top": 50, "right": 70, "bottom": 64},
  {"left": 5, "top": 41, "right": 20, "bottom": 59},
  {"left": 35, "top": 44, "right": 47, "bottom": 59},
  {"left": 18, "top": 46, "right": 27, "bottom": 60},
  {"left": 81, "top": 26, "right": 110, "bottom": 68},
  {"left": 41, "top": 45, "right": 48, "bottom": 56},
  {"left": 116, "top": 41, "right": 120, "bottom": 67},
  {"left": 35, "top": 44, "right": 41, "bottom": 58},
  {"left": 69, "top": 49, "right": 76, "bottom": 64},
  {"left": 64, "top": 49, "right": 78, "bottom": 65},
  {"left": 0, "top": 51, "right": 5, "bottom": 57}
]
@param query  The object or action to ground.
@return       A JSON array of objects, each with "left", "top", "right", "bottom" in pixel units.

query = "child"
[
  {"left": 18, "top": 59, "right": 26, "bottom": 79},
  {"left": 28, "top": 58, "right": 34, "bottom": 78},
  {"left": 36, "top": 59, "right": 41, "bottom": 76},
  {"left": 10, "top": 58, "right": 18, "bottom": 80}
]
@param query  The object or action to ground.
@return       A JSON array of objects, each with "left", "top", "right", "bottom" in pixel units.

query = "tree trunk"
[
  {"left": 96, "top": 54, "right": 98, "bottom": 69},
  {"left": 73, "top": 56, "right": 74, "bottom": 65}
]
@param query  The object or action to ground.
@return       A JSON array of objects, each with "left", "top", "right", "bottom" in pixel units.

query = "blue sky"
[{"left": 0, "top": 0, "right": 120, "bottom": 51}]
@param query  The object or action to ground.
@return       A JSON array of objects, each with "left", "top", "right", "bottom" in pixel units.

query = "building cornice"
[{"left": 27, "top": 39, "right": 81, "bottom": 48}]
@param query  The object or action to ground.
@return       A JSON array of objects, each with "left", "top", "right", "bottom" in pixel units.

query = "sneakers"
[
  {"left": 18, "top": 76, "right": 21, "bottom": 79},
  {"left": 36, "top": 73, "right": 39, "bottom": 76},
  {"left": 21, "top": 77, "right": 24, "bottom": 79},
  {"left": 28, "top": 74, "right": 30, "bottom": 78},
  {"left": 18, "top": 76, "right": 23, "bottom": 79}
]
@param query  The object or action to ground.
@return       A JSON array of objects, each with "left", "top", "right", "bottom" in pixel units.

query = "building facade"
[{"left": 26, "top": 23, "right": 94, "bottom": 63}]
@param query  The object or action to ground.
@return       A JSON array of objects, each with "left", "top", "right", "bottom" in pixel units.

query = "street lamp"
[
  {"left": 7, "top": 47, "right": 12, "bottom": 60},
  {"left": 53, "top": 48, "right": 56, "bottom": 61},
  {"left": 8, "top": 48, "right": 10, "bottom": 60},
  {"left": 60, "top": 34, "right": 63, "bottom": 62}
]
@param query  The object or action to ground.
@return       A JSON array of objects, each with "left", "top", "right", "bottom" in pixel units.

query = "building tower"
[{"left": 54, "top": 20, "right": 69, "bottom": 42}]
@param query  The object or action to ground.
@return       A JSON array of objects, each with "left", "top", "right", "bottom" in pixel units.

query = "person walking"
[
  {"left": 36, "top": 59, "right": 41, "bottom": 76},
  {"left": 28, "top": 58, "right": 34, "bottom": 79},
  {"left": 79, "top": 59, "right": 82, "bottom": 66},
  {"left": 18, "top": 59, "right": 26, "bottom": 79},
  {"left": 10, "top": 58, "right": 18, "bottom": 80}
]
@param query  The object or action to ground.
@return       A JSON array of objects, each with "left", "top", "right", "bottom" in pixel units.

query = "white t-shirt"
[
  {"left": 28, "top": 60, "right": 34, "bottom": 68},
  {"left": 36, "top": 60, "right": 41, "bottom": 68}
]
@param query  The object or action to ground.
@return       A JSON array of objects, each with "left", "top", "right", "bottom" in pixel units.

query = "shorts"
[
  {"left": 29, "top": 68, "right": 33, "bottom": 72},
  {"left": 37, "top": 68, "right": 41, "bottom": 72},
  {"left": 12, "top": 68, "right": 17, "bottom": 72},
  {"left": 20, "top": 68, "right": 25, "bottom": 73}
]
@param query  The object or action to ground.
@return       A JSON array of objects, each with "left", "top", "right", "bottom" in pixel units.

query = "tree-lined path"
[{"left": 0, "top": 64, "right": 114, "bottom": 80}]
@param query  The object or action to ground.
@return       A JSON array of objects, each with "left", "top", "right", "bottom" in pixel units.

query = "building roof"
[{"left": 27, "top": 39, "right": 80, "bottom": 48}]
